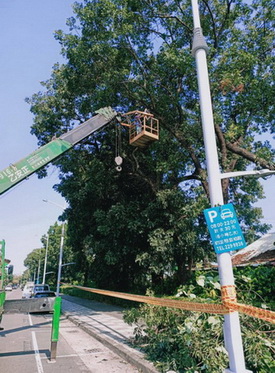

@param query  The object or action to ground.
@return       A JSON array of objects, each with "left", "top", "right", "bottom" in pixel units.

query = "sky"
[
  {"left": 0, "top": 0, "right": 75, "bottom": 274},
  {"left": 0, "top": 0, "right": 274, "bottom": 276}
]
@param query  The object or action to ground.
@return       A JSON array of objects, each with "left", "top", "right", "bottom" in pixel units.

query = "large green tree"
[{"left": 27, "top": 0, "right": 274, "bottom": 291}]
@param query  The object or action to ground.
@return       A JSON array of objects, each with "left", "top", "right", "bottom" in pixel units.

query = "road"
[{"left": 0, "top": 288, "right": 140, "bottom": 373}]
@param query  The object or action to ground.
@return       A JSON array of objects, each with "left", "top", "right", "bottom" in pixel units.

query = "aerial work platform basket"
[{"left": 121, "top": 110, "right": 159, "bottom": 148}]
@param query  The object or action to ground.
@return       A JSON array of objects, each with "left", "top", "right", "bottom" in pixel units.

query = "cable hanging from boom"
[{"left": 115, "top": 123, "right": 123, "bottom": 172}]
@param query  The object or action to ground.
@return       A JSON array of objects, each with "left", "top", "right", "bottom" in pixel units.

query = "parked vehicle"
[
  {"left": 22, "top": 282, "right": 35, "bottom": 299},
  {"left": 30, "top": 284, "right": 50, "bottom": 298},
  {"left": 30, "top": 291, "right": 56, "bottom": 313},
  {"left": 4, "top": 285, "right": 12, "bottom": 291},
  {"left": 33, "top": 291, "right": 56, "bottom": 298}
]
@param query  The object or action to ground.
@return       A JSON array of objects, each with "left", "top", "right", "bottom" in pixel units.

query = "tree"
[
  {"left": 26, "top": 0, "right": 274, "bottom": 291},
  {"left": 24, "top": 248, "right": 44, "bottom": 283}
]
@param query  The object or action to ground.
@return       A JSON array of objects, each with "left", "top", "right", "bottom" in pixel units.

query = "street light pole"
[
  {"left": 43, "top": 200, "right": 66, "bottom": 296},
  {"left": 56, "top": 222, "right": 65, "bottom": 296},
  {"left": 190, "top": 1, "right": 252, "bottom": 372},
  {"left": 36, "top": 258, "right": 41, "bottom": 284},
  {"left": 42, "top": 234, "right": 49, "bottom": 284}
]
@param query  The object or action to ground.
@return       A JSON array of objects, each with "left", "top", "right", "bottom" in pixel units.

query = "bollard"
[
  {"left": 0, "top": 291, "right": 6, "bottom": 308},
  {"left": 0, "top": 291, "right": 6, "bottom": 330},
  {"left": 50, "top": 296, "right": 62, "bottom": 362},
  {"left": 0, "top": 240, "right": 6, "bottom": 290}
]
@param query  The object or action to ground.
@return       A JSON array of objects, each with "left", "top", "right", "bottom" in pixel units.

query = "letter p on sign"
[{"left": 208, "top": 210, "right": 218, "bottom": 223}]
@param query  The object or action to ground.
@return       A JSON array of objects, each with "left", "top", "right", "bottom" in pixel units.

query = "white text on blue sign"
[{"left": 204, "top": 203, "right": 246, "bottom": 254}]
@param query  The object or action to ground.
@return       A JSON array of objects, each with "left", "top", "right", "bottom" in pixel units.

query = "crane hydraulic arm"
[{"left": 0, "top": 107, "right": 117, "bottom": 196}]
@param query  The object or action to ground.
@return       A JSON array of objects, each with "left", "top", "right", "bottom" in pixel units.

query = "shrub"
[{"left": 124, "top": 269, "right": 275, "bottom": 372}]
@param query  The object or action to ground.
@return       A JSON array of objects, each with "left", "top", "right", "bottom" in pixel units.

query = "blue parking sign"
[{"left": 204, "top": 203, "right": 246, "bottom": 254}]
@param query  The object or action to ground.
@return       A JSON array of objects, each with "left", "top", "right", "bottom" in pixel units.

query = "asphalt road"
[{"left": 0, "top": 288, "right": 139, "bottom": 373}]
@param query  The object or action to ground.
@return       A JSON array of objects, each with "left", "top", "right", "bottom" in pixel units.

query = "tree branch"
[
  {"left": 157, "top": 14, "right": 192, "bottom": 33},
  {"left": 226, "top": 142, "right": 275, "bottom": 170},
  {"left": 214, "top": 122, "right": 227, "bottom": 168}
]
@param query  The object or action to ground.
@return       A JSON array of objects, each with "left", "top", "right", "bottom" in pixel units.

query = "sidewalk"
[{"left": 61, "top": 295, "right": 158, "bottom": 373}]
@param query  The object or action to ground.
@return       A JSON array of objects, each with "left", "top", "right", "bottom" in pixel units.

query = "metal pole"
[
  {"left": 36, "top": 259, "right": 41, "bottom": 284},
  {"left": 190, "top": 1, "right": 251, "bottom": 372},
  {"left": 56, "top": 223, "right": 65, "bottom": 296},
  {"left": 42, "top": 235, "right": 49, "bottom": 284},
  {"left": 42, "top": 200, "right": 66, "bottom": 296}
]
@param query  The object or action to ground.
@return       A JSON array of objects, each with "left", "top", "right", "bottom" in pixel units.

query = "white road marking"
[{"left": 28, "top": 314, "right": 44, "bottom": 373}]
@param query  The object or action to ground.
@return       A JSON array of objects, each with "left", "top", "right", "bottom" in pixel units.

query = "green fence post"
[
  {"left": 0, "top": 290, "right": 5, "bottom": 330},
  {"left": 0, "top": 292, "right": 5, "bottom": 307},
  {"left": 0, "top": 240, "right": 5, "bottom": 290},
  {"left": 50, "top": 296, "right": 62, "bottom": 361}
]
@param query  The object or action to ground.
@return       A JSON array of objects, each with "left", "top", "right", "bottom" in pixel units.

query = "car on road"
[
  {"left": 30, "top": 284, "right": 50, "bottom": 298},
  {"left": 22, "top": 282, "right": 35, "bottom": 298},
  {"left": 33, "top": 291, "right": 56, "bottom": 298},
  {"left": 4, "top": 285, "right": 12, "bottom": 291},
  {"left": 30, "top": 291, "right": 56, "bottom": 313}
]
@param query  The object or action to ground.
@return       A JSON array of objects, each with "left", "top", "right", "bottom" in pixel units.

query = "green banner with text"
[{"left": 0, "top": 139, "right": 72, "bottom": 195}]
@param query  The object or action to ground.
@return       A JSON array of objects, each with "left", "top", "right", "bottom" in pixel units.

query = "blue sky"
[
  {"left": 0, "top": 0, "right": 274, "bottom": 275},
  {"left": 0, "top": 0, "right": 74, "bottom": 274}
]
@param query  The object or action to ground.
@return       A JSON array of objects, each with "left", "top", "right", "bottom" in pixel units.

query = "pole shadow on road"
[
  {"left": 0, "top": 349, "right": 50, "bottom": 358},
  {"left": 0, "top": 316, "right": 60, "bottom": 336}
]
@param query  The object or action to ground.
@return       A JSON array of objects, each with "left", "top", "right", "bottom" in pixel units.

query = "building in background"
[{"left": 231, "top": 233, "right": 275, "bottom": 266}]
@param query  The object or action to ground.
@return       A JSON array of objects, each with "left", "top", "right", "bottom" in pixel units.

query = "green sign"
[{"left": 0, "top": 139, "right": 72, "bottom": 195}]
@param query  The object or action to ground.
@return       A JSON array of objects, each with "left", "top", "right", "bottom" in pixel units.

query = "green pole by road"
[
  {"left": 50, "top": 296, "right": 62, "bottom": 361},
  {"left": 0, "top": 240, "right": 5, "bottom": 290}
]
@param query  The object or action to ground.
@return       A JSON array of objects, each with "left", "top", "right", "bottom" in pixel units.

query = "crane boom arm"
[{"left": 0, "top": 107, "right": 117, "bottom": 195}]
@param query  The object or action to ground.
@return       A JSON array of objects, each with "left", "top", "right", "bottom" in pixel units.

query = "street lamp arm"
[
  {"left": 43, "top": 199, "right": 66, "bottom": 210},
  {"left": 220, "top": 169, "right": 275, "bottom": 179},
  {"left": 61, "top": 262, "right": 76, "bottom": 267}
]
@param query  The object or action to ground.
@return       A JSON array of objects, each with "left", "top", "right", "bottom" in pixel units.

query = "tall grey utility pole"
[{"left": 190, "top": 1, "right": 252, "bottom": 372}]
